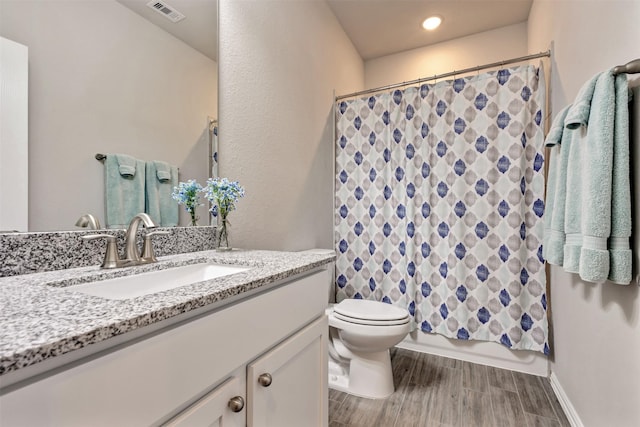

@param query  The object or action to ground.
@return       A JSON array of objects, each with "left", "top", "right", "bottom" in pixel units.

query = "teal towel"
[
  {"left": 115, "top": 154, "right": 137, "bottom": 176},
  {"left": 145, "top": 160, "right": 179, "bottom": 227},
  {"left": 542, "top": 105, "right": 571, "bottom": 265},
  {"left": 105, "top": 154, "right": 145, "bottom": 228},
  {"left": 540, "top": 70, "right": 632, "bottom": 284},
  {"left": 562, "top": 72, "right": 600, "bottom": 273},
  {"left": 606, "top": 72, "right": 631, "bottom": 284},
  {"left": 155, "top": 161, "right": 172, "bottom": 181},
  {"left": 577, "top": 71, "right": 615, "bottom": 283}
]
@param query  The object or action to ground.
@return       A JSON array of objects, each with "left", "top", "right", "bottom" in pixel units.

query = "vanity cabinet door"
[
  {"left": 247, "top": 316, "right": 328, "bottom": 427},
  {"left": 165, "top": 374, "right": 245, "bottom": 427}
]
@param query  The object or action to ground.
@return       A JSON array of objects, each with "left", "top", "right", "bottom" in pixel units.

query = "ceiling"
[
  {"left": 328, "top": 0, "right": 533, "bottom": 60},
  {"left": 115, "top": 0, "right": 532, "bottom": 64},
  {"left": 116, "top": 0, "right": 217, "bottom": 61}
]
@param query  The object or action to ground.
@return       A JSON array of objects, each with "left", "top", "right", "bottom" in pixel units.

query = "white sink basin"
[{"left": 66, "top": 263, "right": 251, "bottom": 300}]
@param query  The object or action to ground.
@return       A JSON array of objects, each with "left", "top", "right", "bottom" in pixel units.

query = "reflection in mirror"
[
  {"left": 0, "top": 0, "right": 218, "bottom": 231},
  {"left": 209, "top": 117, "right": 219, "bottom": 180}
]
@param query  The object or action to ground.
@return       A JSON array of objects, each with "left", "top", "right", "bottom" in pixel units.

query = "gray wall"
[{"left": 528, "top": 1, "right": 640, "bottom": 425}]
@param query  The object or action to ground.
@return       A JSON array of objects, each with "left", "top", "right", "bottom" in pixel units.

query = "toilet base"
[{"left": 328, "top": 349, "right": 395, "bottom": 399}]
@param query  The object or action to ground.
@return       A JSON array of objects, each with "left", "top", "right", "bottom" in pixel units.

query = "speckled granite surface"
[
  {"left": 0, "top": 249, "right": 335, "bottom": 376},
  {"left": 0, "top": 226, "right": 216, "bottom": 277}
]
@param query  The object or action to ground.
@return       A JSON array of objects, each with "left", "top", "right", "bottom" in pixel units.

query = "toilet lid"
[
  {"left": 334, "top": 299, "right": 410, "bottom": 322},
  {"left": 333, "top": 311, "right": 411, "bottom": 326}
]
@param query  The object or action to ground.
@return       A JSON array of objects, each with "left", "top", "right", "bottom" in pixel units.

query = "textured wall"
[
  {"left": 218, "top": 0, "right": 364, "bottom": 251},
  {"left": 0, "top": 0, "right": 217, "bottom": 231},
  {"left": 528, "top": 1, "right": 640, "bottom": 426}
]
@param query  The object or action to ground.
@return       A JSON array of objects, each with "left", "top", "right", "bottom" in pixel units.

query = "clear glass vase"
[
  {"left": 217, "top": 216, "right": 231, "bottom": 251},
  {"left": 189, "top": 209, "right": 198, "bottom": 227}
]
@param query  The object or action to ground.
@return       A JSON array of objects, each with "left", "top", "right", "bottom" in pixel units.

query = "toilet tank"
[{"left": 299, "top": 249, "right": 336, "bottom": 303}]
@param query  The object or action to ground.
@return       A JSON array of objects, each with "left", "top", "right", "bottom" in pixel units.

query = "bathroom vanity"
[{"left": 0, "top": 249, "right": 333, "bottom": 426}]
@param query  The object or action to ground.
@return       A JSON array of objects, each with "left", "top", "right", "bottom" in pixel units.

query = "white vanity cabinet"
[
  {"left": 0, "top": 268, "right": 329, "bottom": 427},
  {"left": 167, "top": 316, "right": 327, "bottom": 427},
  {"left": 165, "top": 373, "right": 246, "bottom": 427},
  {"left": 247, "top": 316, "right": 327, "bottom": 427}
]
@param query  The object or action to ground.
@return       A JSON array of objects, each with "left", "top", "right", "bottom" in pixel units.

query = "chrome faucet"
[
  {"left": 75, "top": 214, "right": 101, "bottom": 230},
  {"left": 82, "top": 213, "right": 168, "bottom": 269},
  {"left": 123, "top": 213, "right": 158, "bottom": 263}
]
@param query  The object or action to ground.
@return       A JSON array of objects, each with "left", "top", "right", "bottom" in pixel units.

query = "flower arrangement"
[
  {"left": 171, "top": 179, "right": 203, "bottom": 226},
  {"left": 205, "top": 177, "right": 245, "bottom": 250}
]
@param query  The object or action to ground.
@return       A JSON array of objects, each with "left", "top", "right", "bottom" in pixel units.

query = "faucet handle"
[
  {"left": 82, "top": 234, "right": 120, "bottom": 269},
  {"left": 141, "top": 231, "right": 170, "bottom": 262}
]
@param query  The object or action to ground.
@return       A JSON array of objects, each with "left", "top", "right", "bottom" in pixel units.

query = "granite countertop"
[{"left": 0, "top": 249, "right": 334, "bottom": 378}]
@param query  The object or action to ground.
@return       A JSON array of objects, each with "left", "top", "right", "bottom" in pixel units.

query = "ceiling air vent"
[{"left": 146, "top": 1, "right": 185, "bottom": 23}]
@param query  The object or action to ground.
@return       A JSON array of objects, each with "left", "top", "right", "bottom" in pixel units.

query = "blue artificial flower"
[
  {"left": 205, "top": 177, "right": 246, "bottom": 219},
  {"left": 172, "top": 179, "right": 204, "bottom": 224}
]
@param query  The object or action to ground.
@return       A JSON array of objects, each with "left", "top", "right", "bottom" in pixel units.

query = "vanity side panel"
[{"left": 0, "top": 269, "right": 329, "bottom": 426}]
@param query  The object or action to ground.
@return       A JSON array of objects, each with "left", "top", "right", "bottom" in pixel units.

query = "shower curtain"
[{"left": 334, "top": 65, "right": 548, "bottom": 354}]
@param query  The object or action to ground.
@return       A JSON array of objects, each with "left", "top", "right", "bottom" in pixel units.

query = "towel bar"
[{"left": 613, "top": 58, "right": 640, "bottom": 75}]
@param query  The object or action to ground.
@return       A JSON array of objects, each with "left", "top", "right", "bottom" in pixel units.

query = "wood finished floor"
[{"left": 329, "top": 348, "right": 571, "bottom": 427}]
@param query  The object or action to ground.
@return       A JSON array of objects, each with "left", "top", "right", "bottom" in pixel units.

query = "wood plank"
[
  {"left": 329, "top": 397, "right": 344, "bottom": 424},
  {"left": 392, "top": 380, "right": 432, "bottom": 427},
  {"left": 461, "top": 389, "right": 494, "bottom": 427},
  {"left": 487, "top": 365, "right": 517, "bottom": 392},
  {"left": 392, "top": 348, "right": 420, "bottom": 390},
  {"left": 395, "top": 361, "right": 462, "bottom": 427},
  {"left": 538, "top": 377, "right": 571, "bottom": 427},
  {"left": 524, "top": 413, "right": 561, "bottom": 427},
  {"left": 331, "top": 347, "right": 418, "bottom": 427},
  {"left": 331, "top": 394, "right": 386, "bottom": 426},
  {"left": 439, "top": 355, "right": 464, "bottom": 369},
  {"left": 409, "top": 352, "right": 443, "bottom": 384},
  {"left": 462, "top": 361, "right": 489, "bottom": 392},
  {"left": 329, "top": 388, "right": 348, "bottom": 404},
  {"left": 489, "top": 387, "right": 527, "bottom": 427},
  {"left": 423, "top": 366, "right": 462, "bottom": 426},
  {"left": 512, "top": 372, "right": 557, "bottom": 419}
]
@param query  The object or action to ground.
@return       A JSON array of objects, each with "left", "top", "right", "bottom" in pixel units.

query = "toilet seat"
[
  {"left": 331, "top": 299, "right": 410, "bottom": 326},
  {"left": 333, "top": 312, "right": 410, "bottom": 326}
]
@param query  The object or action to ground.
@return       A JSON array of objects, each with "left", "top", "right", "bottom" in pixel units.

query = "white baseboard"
[
  {"left": 549, "top": 371, "right": 583, "bottom": 427},
  {"left": 397, "top": 331, "right": 549, "bottom": 376}
]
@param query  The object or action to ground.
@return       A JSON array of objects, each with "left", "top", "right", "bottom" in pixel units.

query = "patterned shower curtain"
[{"left": 334, "top": 65, "right": 548, "bottom": 354}]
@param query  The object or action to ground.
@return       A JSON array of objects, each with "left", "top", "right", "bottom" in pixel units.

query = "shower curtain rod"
[{"left": 335, "top": 50, "right": 551, "bottom": 101}]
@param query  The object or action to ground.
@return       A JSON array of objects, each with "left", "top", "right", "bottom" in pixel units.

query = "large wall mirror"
[{"left": 0, "top": 0, "right": 218, "bottom": 232}]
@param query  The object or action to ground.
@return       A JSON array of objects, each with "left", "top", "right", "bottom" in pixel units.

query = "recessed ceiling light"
[{"left": 422, "top": 16, "right": 442, "bottom": 31}]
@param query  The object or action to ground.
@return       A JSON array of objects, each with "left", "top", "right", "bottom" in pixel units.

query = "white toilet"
[
  {"left": 299, "top": 249, "right": 411, "bottom": 399},
  {"left": 327, "top": 299, "right": 411, "bottom": 399}
]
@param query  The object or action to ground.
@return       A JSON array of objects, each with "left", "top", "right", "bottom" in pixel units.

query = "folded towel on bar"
[
  {"left": 115, "top": 153, "right": 137, "bottom": 177},
  {"left": 145, "top": 160, "right": 179, "bottom": 227},
  {"left": 543, "top": 69, "right": 632, "bottom": 285},
  {"left": 542, "top": 105, "right": 571, "bottom": 266},
  {"left": 105, "top": 154, "right": 146, "bottom": 229},
  {"left": 154, "top": 160, "right": 172, "bottom": 181},
  {"left": 562, "top": 72, "right": 600, "bottom": 273},
  {"left": 577, "top": 71, "right": 616, "bottom": 282},
  {"left": 603, "top": 72, "right": 631, "bottom": 284}
]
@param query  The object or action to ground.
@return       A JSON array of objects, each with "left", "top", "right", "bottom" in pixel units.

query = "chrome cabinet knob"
[
  {"left": 258, "top": 373, "right": 272, "bottom": 387},
  {"left": 228, "top": 396, "right": 245, "bottom": 412}
]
